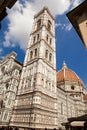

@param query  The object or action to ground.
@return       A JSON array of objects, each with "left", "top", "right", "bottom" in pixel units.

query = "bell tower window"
[
  {"left": 46, "top": 34, "right": 49, "bottom": 42},
  {"left": 37, "top": 34, "right": 40, "bottom": 40},
  {"left": 37, "top": 19, "right": 41, "bottom": 29},
  {"left": 33, "top": 36, "right": 36, "bottom": 43},
  {"left": 49, "top": 53, "right": 52, "bottom": 61},
  {"left": 30, "top": 51, "right": 33, "bottom": 59},
  {"left": 47, "top": 20, "right": 52, "bottom": 31},
  {"left": 50, "top": 38, "right": 52, "bottom": 45},
  {"left": 61, "top": 103, "right": 63, "bottom": 115},
  {"left": 45, "top": 50, "right": 48, "bottom": 58},
  {"left": 6, "top": 83, "right": 9, "bottom": 89},
  {"left": 35, "top": 48, "right": 37, "bottom": 57}
]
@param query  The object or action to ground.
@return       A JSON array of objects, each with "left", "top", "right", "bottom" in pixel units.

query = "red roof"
[
  {"left": 56, "top": 62, "right": 83, "bottom": 85},
  {"left": 83, "top": 94, "right": 87, "bottom": 101}
]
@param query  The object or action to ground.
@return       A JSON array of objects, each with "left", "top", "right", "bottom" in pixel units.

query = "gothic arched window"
[
  {"left": 37, "top": 34, "right": 40, "bottom": 40},
  {"left": 35, "top": 48, "right": 37, "bottom": 57},
  {"left": 45, "top": 50, "right": 48, "bottom": 58},
  {"left": 49, "top": 53, "right": 52, "bottom": 61},
  {"left": 0, "top": 100, "right": 3, "bottom": 108},
  {"left": 37, "top": 19, "right": 41, "bottom": 29},
  {"left": 33, "top": 36, "right": 36, "bottom": 43},
  {"left": 61, "top": 103, "right": 63, "bottom": 115},
  {"left": 46, "top": 34, "right": 49, "bottom": 42},
  {"left": 30, "top": 51, "right": 33, "bottom": 59},
  {"left": 6, "top": 83, "right": 9, "bottom": 89},
  {"left": 47, "top": 20, "right": 52, "bottom": 31},
  {"left": 50, "top": 38, "right": 52, "bottom": 45},
  {"left": 1, "top": 66, "right": 5, "bottom": 73}
]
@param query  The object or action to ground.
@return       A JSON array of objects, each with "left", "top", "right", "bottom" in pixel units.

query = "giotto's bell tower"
[{"left": 10, "top": 7, "right": 57, "bottom": 130}]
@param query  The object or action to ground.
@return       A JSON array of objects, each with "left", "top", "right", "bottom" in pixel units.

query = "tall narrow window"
[
  {"left": 35, "top": 48, "right": 37, "bottom": 57},
  {"left": 50, "top": 38, "right": 52, "bottom": 45},
  {"left": 45, "top": 50, "right": 48, "bottom": 58},
  {"left": 61, "top": 103, "right": 63, "bottom": 115},
  {"left": 4, "top": 113, "right": 8, "bottom": 120},
  {"left": 37, "top": 19, "right": 41, "bottom": 29},
  {"left": 33, "top": 77, "right": 36, "bottom": 86},
  {"left": 30, "top": 51, "right": 33, "bottom": 59},
  {"left": 33, "top": 36, "right": 36, "bottom": 43},
  {"left": 46, "top": 81, "right": 48, "bottom": 88},
  {"left": 6, "top": 83, "right": 9, "bottom": 89},
  {"left": 37, "top": 34, "right": 40, "bottom": 40},
  {"left": 46, "top": 34, "right": 49, "bottom": 42},
  {"left": 49, "top": 53, "right": 52, "bottom": 61},
  {"left": 0, "top": 100, "right": 3, "bottom": 108},
  {"left": 47, "top": 20, "right": 52, "bottom": 31}
]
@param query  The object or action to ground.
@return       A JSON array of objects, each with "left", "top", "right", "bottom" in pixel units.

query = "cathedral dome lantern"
[{"left": 56, "top": 62, "right": 86, "bottom": 98}]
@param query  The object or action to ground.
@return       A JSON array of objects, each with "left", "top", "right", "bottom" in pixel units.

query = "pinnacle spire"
[{"left": 62, "top": 61, "right": 67, "bottom": 69}]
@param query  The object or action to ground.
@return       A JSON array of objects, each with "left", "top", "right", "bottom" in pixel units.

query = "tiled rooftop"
[{"left": 56, "top": 62, "right": 83, "bottom": 85}]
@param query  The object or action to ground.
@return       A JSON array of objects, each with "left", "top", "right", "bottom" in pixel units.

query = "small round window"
[{"left": 71, "top": 85, "right": 75, "bottom": 90}]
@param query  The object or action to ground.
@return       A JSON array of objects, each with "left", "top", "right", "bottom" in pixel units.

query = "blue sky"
[{"left": 0, "top": 0, "right": 87, "bottom": 87}]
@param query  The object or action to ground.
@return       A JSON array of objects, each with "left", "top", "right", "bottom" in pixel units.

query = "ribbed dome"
[
  {"left": 57, "top": 62, "right": 83, "bottom": 85},
  {"left": 83, "top": 94, "right": 87, "bottom": 101}
]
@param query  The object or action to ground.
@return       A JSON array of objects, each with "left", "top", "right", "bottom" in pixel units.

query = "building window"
[
  {"left": 4, "top": 113, "right": 7, "bottom": 120},
  {"left": 47, "top": 20, "right": 52, "bottom": 31},
  {"left": 30, "top": 51, "right": 33, "bottom": 59},
  {"left": 49, "top": 53, "right": 52, "bottom": 61},
  {"left": 61, "top": 103, "right": 63, "bottom": 115},
  {"left": 33, "top": 36, "right": 36, "bottom": 43},
  {"left": 6, "top": 83, "right": 9, "bottom": 89},
  {"left": 35, "top": 48, "right": 37, "bottom": 57},
  {"left": 8, "top": 100, "right": 11, "bottom": 105},
  {"left": 46, "top": 34, "right": 49, "bottom": 42},
  {"left": 37, "top": 19, "right": 41, "bottom": 29},
  {"left": 45, "top": 50, "right": 48, "bottom": 58},
  {"left": 0, "top": 100, "right": 3, "bottom": 108},
  {"left": 1, "top": 66, "right": 5, "bottom": 73},
  {"left": 50, "top": 38, "right": 52, "bottom": 45},
  {"left": 33, "top": 77, "right": 36, "bottom": 86},
  {"left": 15, "top": 70, "right": 19, "bottom": 76},
  {"left": 48, "top": 83, "right": 51, "bottom": 90},
  {"left": 37, "top": 34, "right": 40, "bottom": 40},
  {"left": 46, "top": 81, "right": 48, "bottom": 88},
  {"left": 52, "top": 85, "right": 55, "bottom": 92},
  {"left": 71, "top": 85, "right": 75, "bottom": 90}
]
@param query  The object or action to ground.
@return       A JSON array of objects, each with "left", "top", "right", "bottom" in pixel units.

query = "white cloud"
[
  {"left": 70, "top": 0, "right": 84, "bottom": 9},
  {"left": 3, "top": 0, "right": 84, "bottom": 51},
  {"left": 56, "top": 22, "right": 72, "bottom": 31},
  {"left": 0, "top": 48, "right": 4, "bottom": 60},
  {"left": 65, "top": 23, "right": 72, "bottom": 31},
  {"left": 4, "top": 1, "right": 35, "bottom": 50},
  {"left": 31, "top": 0, "right": 70, "bottom": 15},
  {"left": 0, "top": 48, "right": 3, "bottom": 53},
  {"left": 55, "top": 23, "right": 62, "bottom": 28},
  {"left": 3, "top": 0, "right": 71, "bottom": 51}
]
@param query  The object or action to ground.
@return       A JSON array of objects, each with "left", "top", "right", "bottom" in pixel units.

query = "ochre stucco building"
[{"left": 67, "top": 0, "right": 87, "bottom": 48}]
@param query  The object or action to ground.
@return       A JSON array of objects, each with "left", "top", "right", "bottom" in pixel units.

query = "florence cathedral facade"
[{"left": 0, "top": 7, "right": 87, "bottom": 130}]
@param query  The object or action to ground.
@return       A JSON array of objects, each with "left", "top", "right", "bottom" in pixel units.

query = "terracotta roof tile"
[
  {"left": 56, "top": 63, "right": 83, "bottom": 86},
  {"left": 83, "top": 94, "right": 87, "bottom": 101}
]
